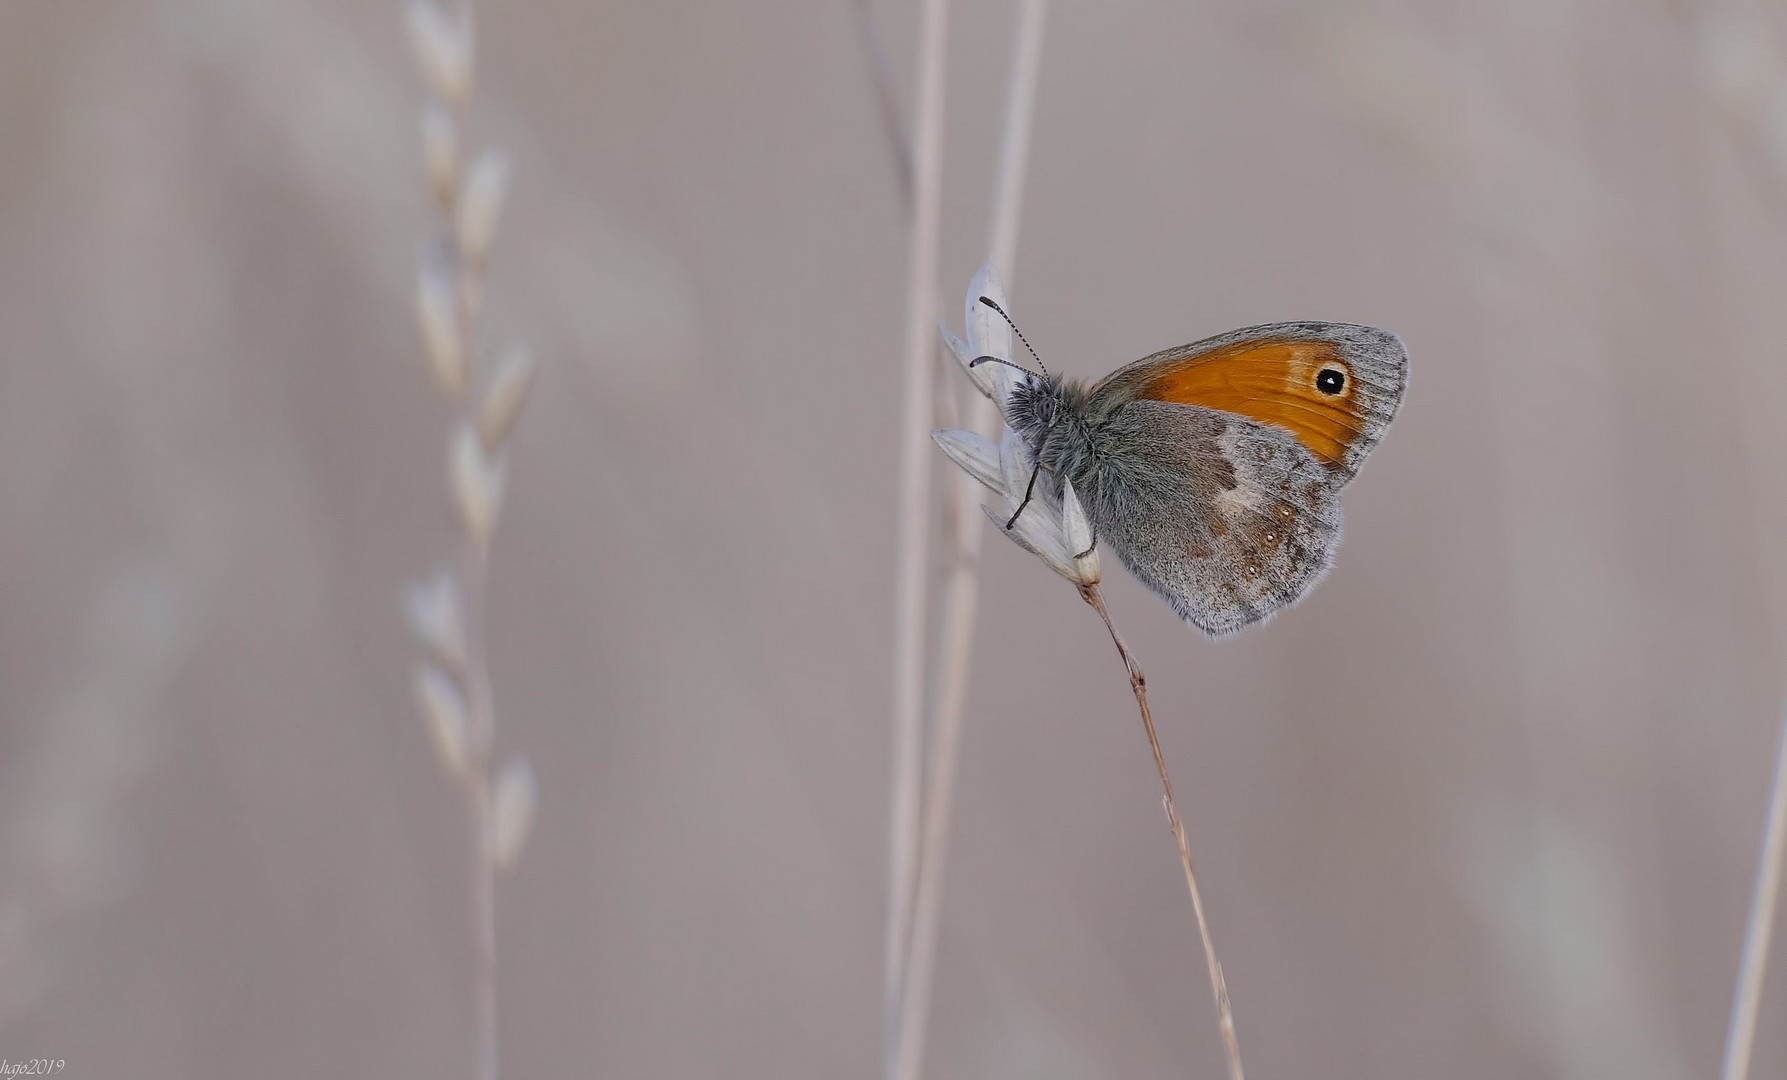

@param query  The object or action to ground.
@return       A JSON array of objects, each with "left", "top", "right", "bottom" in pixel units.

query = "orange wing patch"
[{"left": 1136, "top": 339, "right": 1361, "bottom": 467}]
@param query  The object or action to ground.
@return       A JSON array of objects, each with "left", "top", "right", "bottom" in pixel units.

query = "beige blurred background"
[{"left": 6, "top": 0, "right": 1787, "bottom": 1076}]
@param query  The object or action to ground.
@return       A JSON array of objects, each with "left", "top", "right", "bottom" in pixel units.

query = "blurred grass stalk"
[
  {"left": 1698, "top": 25, "right": 1787, "bottom": 1073},
  {"left": 851, "top": 0, "right": 915, "bottom": 212},
  {"left": 884, "top": 0, "right": 950, "bottom": 1076},
  {"left": 1719, "top": 699, "right": 1787, "bottom": 1080},
  {"left": 403, "top": 5, "right": 541, "bottom": 1080},
  {"left": 893, "top": 5, "right": 1047, "bottom": 1080}
]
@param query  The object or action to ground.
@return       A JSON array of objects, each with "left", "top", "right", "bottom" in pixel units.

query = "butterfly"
[{"left": 981, "top": 308, "right": 1408, "bottom": 638}]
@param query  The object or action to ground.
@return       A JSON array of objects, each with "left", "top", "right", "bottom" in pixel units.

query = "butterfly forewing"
[{"left": 1090, "top": 322, "right": 1408, "bottom": 484}]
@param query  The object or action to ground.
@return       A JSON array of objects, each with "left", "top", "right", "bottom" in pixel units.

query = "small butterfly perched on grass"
[{"left": 935, "top": 266, "right": 1408, "bottom": 638}]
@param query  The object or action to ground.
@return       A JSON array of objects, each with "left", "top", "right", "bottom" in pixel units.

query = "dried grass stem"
[
  {"left": 885, "top": 0, "right": 951, "bottom": 1074},
  {"left": 1720, "top": 697, "right": 1787, "bottom": 1080},
  {"left": 895, "top": 6, "right": 1046, "bottom": 1080},
  {"left": 458, "top": 537, "right": 499, "bottom": 1080},
  {"left": 1078, "top": 582, "right": 1245, "bottom": 1080}
]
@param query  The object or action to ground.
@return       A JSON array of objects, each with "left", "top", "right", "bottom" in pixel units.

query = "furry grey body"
[{"left": 1004, "top": 322, "right": 1407, "bottom": 638}]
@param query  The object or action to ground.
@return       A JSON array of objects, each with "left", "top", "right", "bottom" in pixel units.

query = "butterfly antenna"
[
  {"left": 977, "top": 296, "right": 1048, "bottom": 377},
  {"left": 967, "top": 354, "right": 1043, "bottom": 378}
]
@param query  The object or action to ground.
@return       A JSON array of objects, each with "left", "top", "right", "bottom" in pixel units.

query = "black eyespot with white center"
[{"left": 1315, "top": 368, "right": 1346, "bottom": 395}]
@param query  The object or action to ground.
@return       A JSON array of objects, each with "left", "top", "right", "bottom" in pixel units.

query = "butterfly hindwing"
[{"left": 1079, "top": 400, "right": 1344, "bottom": 637}]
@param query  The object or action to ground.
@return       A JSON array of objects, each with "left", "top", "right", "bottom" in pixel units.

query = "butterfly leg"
[
  {"left": 1075, "top": 521, "right": 1096, "bottom": 561},
  {"left": 1005, "top": 461, "right": 1042, "bottom": 529}
]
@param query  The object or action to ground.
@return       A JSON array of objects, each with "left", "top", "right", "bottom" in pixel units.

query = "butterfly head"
[{"left": 1004, "top": 371, "right": 1066, "bottom": 448}]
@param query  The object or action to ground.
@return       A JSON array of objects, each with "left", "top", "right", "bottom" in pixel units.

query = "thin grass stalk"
[
  {"left": 446, "top": 126, "right": 505, "bottom": 1080},
  {"left": 983, "top": 0, "right": 1044, "bottom": 283},
  {"left": 885, "top": 0, "right": 951, "bottom": 1076},
  {"left": 1079, "top": 582, "right": 1245, "bottom": 1080},
  {"left": 895, "top": 6, "right": 1047, "bottom": 1080},
  {"left": 460, "top": 544, "right": 499, "bottom": 1080},
  {"left": 1720, "top": 696, "right": 1787, "bottom": 1080}
]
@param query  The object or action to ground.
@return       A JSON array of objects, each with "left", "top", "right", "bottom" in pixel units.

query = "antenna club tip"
[{"left": 975, "top": 297, "right": 1047, "bottom": 377}]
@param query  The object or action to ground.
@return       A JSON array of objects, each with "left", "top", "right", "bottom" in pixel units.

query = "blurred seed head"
[
  {"left": 417, "top": 245, "right": 467, "bottom": 396},
  {"left": 403, "top": 568, "right": 467, "bottom": 671},
  {"left": 491, "top": 756, "right": 539, "bottom": 871},
  {"left": 457, "top": 269, "right": 485, "bottom": 327},
  {"left": 420, "top": 102, "right": 459, "bottom": 210},
  {"left": 457, "top": 149, "right": 513, "bottom": 267},
  {"left": 478, "top": 344, "right": 539, "bottom": 453},
  {"left": 405, "top": 0, "right": 475, "bottom": 106},
  {"left": 414, "top": 663, "right": 470, "bottom": 778},
  {"left": 451, "top": 423, "right": 507, "bottom": 548}
]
